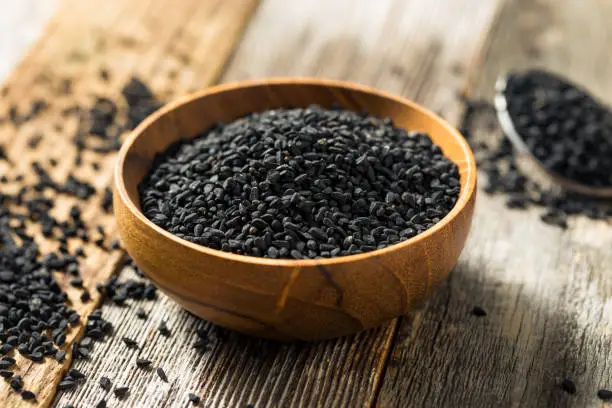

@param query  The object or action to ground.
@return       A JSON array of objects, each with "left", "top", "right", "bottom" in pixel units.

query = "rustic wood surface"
[
  {"left": 56, "top": 0, "right": 502, "bottom": 406},
  {"left": 0, "top": 0, "right": 258, "bottom": 407},
  {"left": 1, "top": 0, "right": 611, "bottom": 407},
  {"left": 377, "top": 0, "right": 612, "bottom": 407}
]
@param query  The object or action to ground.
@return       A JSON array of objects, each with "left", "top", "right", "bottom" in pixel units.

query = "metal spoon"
[{"left": 494, "top": 74, "right": 612, "bottom": 199}]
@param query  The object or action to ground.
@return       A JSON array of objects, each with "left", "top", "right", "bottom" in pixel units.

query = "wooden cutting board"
[{"left": 0, "top": 1, "right": 258, "bottom": 406}]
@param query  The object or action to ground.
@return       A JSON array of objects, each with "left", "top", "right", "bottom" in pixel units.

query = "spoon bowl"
[
  {"left": 495, "top": 74, "right": 612, "bottom": 199},
  {"left": 114, "top": 78, "right": 477, "bottom": 340}
]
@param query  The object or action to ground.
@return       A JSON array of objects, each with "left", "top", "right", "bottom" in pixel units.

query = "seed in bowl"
[{"left": 138, "top": 106, "right": 460, "bottom": 259}]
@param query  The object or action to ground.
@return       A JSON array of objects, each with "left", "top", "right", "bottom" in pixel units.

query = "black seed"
[
  {"left": 136, "top": 358, "right": 152, "bottom": 368},
  {"left": 67, "top": 368, "right": 85, "bottom": 379},
  {"left": 70, "top": 278, "right": 83, "bottom": 288},
  {"left": 471, "top": 306, "right": 487, "bottom": 317},
  {"left": 96, "top": 399, "right": 107, "bottom": 408},
  {"left": 9, "top": 374, "right": 23, "bottom": 391},
  {"left": 136, "top": 308, "right": 147, "bottom": 319},
  {"left": 561, "top": 378, "right": 577, "bottom": 395},
  {"left": 122, "top": 337, "right": 138, "bottom": 348},
  {"left": 156, "top": 367, "right": 168, "bottom": 382},
  {"left": 470, "top": 70, "right": 612, "bottom": 226},
  {"left": 99, "top": 376, "right": 112, "bottom": 391},
  {"left": 598, "top": 389, "right": 612, "bottom": 401},
  {"left": 29, "top": 352, "right": 44, "bottom": 362},
  {"left": 55, "top": 350, "right": 67, "bottom": 362},
  {"left": 58, "top": 380, "right": 76, "bottom": 390},
  {"left": 0, "top": 370, "right": 13, "bottom": 378},
  {"left": 21, "top": 390, "right": 36, "bottom": 400},
  {"left": 138, "top": 107, "right": 459, "bottom": 259},
  {"left": 80, "top": 290, "right": 91, "bottom": 303},
  {"left": 188, "top": 393, "right": 201, "bottom": 404},
  {"left": 158, "top": 320, "right": 170, "bottom": 336},
  {"left": 114, "top": 386, "right": 130, "bottom": 398},
  {"left": 0, "top": 360, "right": 13, "bottom": 369}
]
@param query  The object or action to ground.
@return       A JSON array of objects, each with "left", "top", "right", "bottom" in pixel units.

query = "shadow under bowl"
[{"left": 114, "top": 78, "right": 477, "bottom": 341}]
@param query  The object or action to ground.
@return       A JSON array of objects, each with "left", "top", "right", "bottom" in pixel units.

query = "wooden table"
[{"left": 1, "top": 0, "right": 611, "bottom": 407}]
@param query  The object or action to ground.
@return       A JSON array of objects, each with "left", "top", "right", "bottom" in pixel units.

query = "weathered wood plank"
[
  {"left": 0, "top": 1, "right": 258, "bottom": 407},
  {"left": 377, "top": 0, "right": 612, "bottom": 407},
  {"left": 54, "top": 1, "right": 505, "bottom": 407}
]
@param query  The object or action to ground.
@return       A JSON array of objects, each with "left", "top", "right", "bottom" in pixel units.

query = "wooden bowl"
[{"left": 114, "top": 78, "right": 477, "bottom": 341}]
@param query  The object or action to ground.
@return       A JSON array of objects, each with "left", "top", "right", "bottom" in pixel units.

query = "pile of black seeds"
[
  {"left": 504, "top": 70, "right": 612, "bottom": 188},
  {"left": 139, "top": 106, "right": 460, "bottom": 259},
  {"left": 459, "top": 85, "right": 612, "bottom": 229},
  {"left": 0, "top": 73, "right": 165, "bottom": 401}
]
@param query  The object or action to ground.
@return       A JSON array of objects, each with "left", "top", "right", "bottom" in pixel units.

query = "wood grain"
[
  {"left": 377, "top": 0, "right": 612, "bottom": 407},
  {"left": 0, "top": 0, "right": 259, "bottom": 407},
  {"left": 54, "top": 0, "right": 504, "bottom": 406}
]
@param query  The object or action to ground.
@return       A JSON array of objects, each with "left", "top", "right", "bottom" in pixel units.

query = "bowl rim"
[{"left": 115, "top": 77, "right": 477, "bottom": 267}]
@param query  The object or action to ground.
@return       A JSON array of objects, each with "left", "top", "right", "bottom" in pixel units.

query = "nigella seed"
[
  {"left": 156, "top": 367, "right": 168, "bottom": 382},
  {"left": 9, "top": 374, "right": 23, "bottom": 391},
  {"left": 158, "top": 321, "right": 170, "bottom": 336},
  {"left": 0, "top": 369, "right": 13, "bottom": 378},
  {"left": 55, "top": 350, "right": 67, "bottom": 362},
  {"left": 80, "top": 290, "right": 91, "bottom": 303},
  {"left": 0, "top": 360, "right": 13, "bottom": 369},
  {"left": 136, "top": 358, "right": 152, "bottom": 368},
  {"left": 1, "top": 356, "right": 15, "bottom": 364},
  {"left": 561, "top": 378, "right": 577, "bottom": 395},
  {"left": 58, "top": 380, "right": 76, "bottom": 390},
  {"left": 70, "top": 278, "right": 83, "bottom": 288},
  {"left": 67, "top": 368, "right": 85, "bottom": 379},
  {"left": 96, "top": 399, "right": 107, "bottom": 408},
  {"left": 114, "top": 386, "right": 130, "bottom": 398},
  {"left": 598, "top": 389, "right": 612, "bottom": 401},
  {"left": 470, "top": 70, "right": 612, "bottom": 226},
  {"left": 136, "top": 308, "right": 147, "bottom": 319},
  {"left": 139, "top": 107, "right": 459, "bottom": 259},
  {"left": 188, "top": 393, "right": 201, "bottom": 404},
  {"left": 471, "top": 306, "right": 487, "bottom": 317},
  {"left": 21, "top": 390, "right": 36, "bottom": 400},
  {"left": 29, "top": 352, "right": 44, "bottom": 362},
  {"left": 122, "top": 337, "right": 138, "bottom": 348},
  {"left": 99, "top": 376, "right": 112, "bottom": 391}
]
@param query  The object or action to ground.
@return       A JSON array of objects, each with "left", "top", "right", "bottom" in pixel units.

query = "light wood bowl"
[{"left": 114, "top": 78, "right": 477, "bottom": 340}]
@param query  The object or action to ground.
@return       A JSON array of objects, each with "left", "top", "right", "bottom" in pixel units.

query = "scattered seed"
[
  {"left": 9, "top": 375, "right": 23, "bottom": 391},
  {"left": 598, "top": 389, "right": 612, "bottom": 401},
  {"left": 114, "top": 386, "right": 130, "bottom": 398},
  {"left": 67, "top": 368, "right": 85, "bottom": 379},
  {"left": 156, "top": 367, "right": 168, "bottom": 382},
  {"left": 561, "top": 378, "right": 577, "bottom": 395},
  {"left": 471, "top": 306, "right": 487, "bottom": 317},
  {"left": 0, "top": 360, "right": 13, "bottom": 369},
  {"left": 21, "top": 390, "right": 36, "bottom": 400},
  {"left": 136, "top": 308, "right": 147, "bottom": 319},
  {"left": 158, "top": 320, "right": 170, "bottom": 336},
  {"left": 58, "top": 380, "right": 76, "bottom": 391},
  {"left": 95, "top": 399, "right": 107, "bottom": 408},
  {"left": 55, "top": 350, "right": 67, "bottom": 362},
  {"left": 188, "top": 393, "right": 201, "bottom": 404},
  {"left": 136, "top": 358, "right": 152, "bottom": 368},
  {"left": 99, "top": 376, "right": 112, "bottom": 391},
  {"left": 0, "top": 370, "right": 13, "bottom": 378},
  {"left": 122, "top": 337, "right": 138, "bottom": 348}
]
